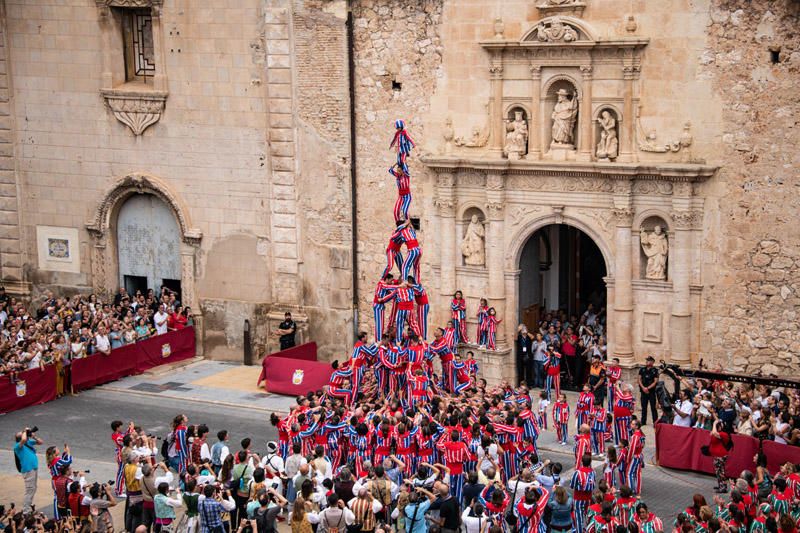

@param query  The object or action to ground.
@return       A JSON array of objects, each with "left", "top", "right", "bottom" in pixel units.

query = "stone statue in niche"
[
  {"left": 461, "top": 214, "right": 486, "bottom": 266},
  {"left": 535, "top": 17, "right": 579, "bottom": 42},
  {"left": 551, "top": 89, "right": 578, "bottom": 146},
  {"left": 596, "top": 110, "right": 618, "bottom": 161},
  {"left": 504, "top": 110, "right": 528, "bottom": 160},
  {"left": 640, "top": 225, "right": 668, "bottom": 280}
]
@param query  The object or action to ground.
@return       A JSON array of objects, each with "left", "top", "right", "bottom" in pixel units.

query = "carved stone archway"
[{"left": 86, "top": 173, "right": 202, "bottom": 313}]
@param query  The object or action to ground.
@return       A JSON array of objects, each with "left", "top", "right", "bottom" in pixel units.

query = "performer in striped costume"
[
  {"left": 576, "top": 385, "right": 595, "bottom": 430},
  {"left": 494, "top": 419, "right": 526, "bottom": 480},
  {"left": 606, "top": 358, "right": 622, "bottom": 411},
  {"left": 47, "top": 445, "right": 73, "bottom": 518},
  {"left": 476, "top": 298, "right": 489, "bottom": 346},
  {"left": 384, "top": 282, "right": 420, "bottom": 344},
  {"left": 614, "top": 485, "right": 638, "bottom": 527},
  {"left": 574, "top": 425, "right": 592, "bottom": 470},
  {"left": 390, "top": 164, "right": 412, "bottom": 222},
  {"left": 372, "top": 275, "right": 397, "bottom": 342},
  {"left": 406, "top": 367, "right": 432, "bottom": 410},
  {"left": 344, "top": 423, "right": 371, "bottom": 478},
  {"left": 436, "top": 430, "right": 476, "bottom": 504},
  {"left": 395, "top": 423, "right": 419, "bottom": 477},
  {"left": 552, "top": 394, "right": 570, "bottom": 445},
  {"left": 570, "top": 453, "right": 596, "bottom": 533},
  {"left": 450, "top": 291, "right": 468, "bottom": 344},
  {"left": 543, "top": 348, "right": 562, "bottom": 401},
  {"left": 372, "top": 423, "right": 396, "bottom": 467},
  {"left": 409, "top": 276, "right": 429, "bottom": 340},
  {"left": 601, "top": 446, "right": 620, "bottom": 489},
  {"left": 349, "top": 333, "right": 378, "bottom": 399},
  {"left": 632, "top": 503, "right": 663, "bottom": 533},
  {"left": 514, "top": 485, "right": 550, "bottom": 533},
  {"left": 110, "top": 420, "right": 129, "bottom": 496},
  {"left": 590, "top": 404, "right": 608, "bottom": 456},
  {"left": 390, "top": 119, "right": 415, "bottom": 172},
  {"left": 626, "top": 421, "right": 645, "bottom": 495},
  {"left": 537, "top": 391, "right": 549, "bottom": 430},
  {"left": 613, "top": 383, "right": 635, "bottom": 445},
  {"left": 586, "top": 503, "right": 619, "bottom": 533},
  {"left": 486, "top": 308, "right": 502, "bottom": 350}
]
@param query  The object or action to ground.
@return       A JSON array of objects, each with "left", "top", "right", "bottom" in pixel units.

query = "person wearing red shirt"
[
  {"left": 708, "top": 419, "right": 732, "bottom": 493},
  {"left": 560, "top": 326, "right": 579, "bottom": 385}
]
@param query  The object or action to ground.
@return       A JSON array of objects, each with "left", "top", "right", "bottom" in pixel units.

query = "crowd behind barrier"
[{"left": 1, "top": 327, "right": 195, "bottom": 414}]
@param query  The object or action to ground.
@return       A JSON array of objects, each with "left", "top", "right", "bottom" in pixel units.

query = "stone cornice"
[
  {"left": 420, "top": 156, "right": 717, "bottom": 183},
  {"left": 480, "top": 38, "right": 650, "bottom": 51}
]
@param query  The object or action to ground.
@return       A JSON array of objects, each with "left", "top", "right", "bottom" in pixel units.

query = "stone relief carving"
[
  {"left": 596, "top": 110, "right": 619, "bottom": 161},
  {"left": 632, "top": 181, "right": 673, "bottom": 195},
  {"left": 436, "top": 172, "right": 455, "bottom": 188},
  {"left": 486, "top": 201, "right": 504, "bottom": 219},
  {"left": 454, "top": 101, "right": 491, "bottom": 148},
  {"left": 457, "top": 172, "right": 486, "bottom": 188},
  {"left": 101, "top": 90, "right": 168, "bottom": 136},
  {"left": 461, "top": 215, "right": 486, "bottom": 266},
  {"left": 551, "top": 89, "right": 579, "bottom": 147},
  {"left": 96, "top": 0, "right": 162, "bottom": 7},
  {"left": 612, "top": 207, "right": 635, "bottom": 226},
  {"left": 637, "top": 118, "right": 693, "bottom": 153},
  {"left": 442, "top": 116, "right": 454, "bottom": 155},
  {"left": 493, "top": 18, "right": 505, "bottom": 39},
  {"left": 507, "top": 175, "right": 613, "bottom": 193},
  {"left": 433, "top": 197, "right": 456, "bottom": 217},
  {"left": 486, "top": 173, "right": 504, "bottom": 191},
  {"left": 640, "top": 225, "right": 668, "bottom": 280},
  {"left": 509, "top": 205, "right": 544, "bottom": 227},
  {"left": 583, "top": 209, "right": 612, "bottom": 232},
  {"left": 671, "top": 210, "right": 702, "bottom": 230},
  {"left": 534, "top": 17, "right": 580, "bottom": 42},
  {"left": 504, "top": 111, "right": 528, "bottom": 160}
]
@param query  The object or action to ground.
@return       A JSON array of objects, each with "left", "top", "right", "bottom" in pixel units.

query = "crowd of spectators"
[{"left": 0, "top": 286, "right": 192, "bottom": 395}]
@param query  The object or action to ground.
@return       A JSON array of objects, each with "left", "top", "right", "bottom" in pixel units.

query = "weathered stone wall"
[
  {"left": 351, "top": 0, "right": 445, "bottom": 332},
  {"left": 698, "top": 0, "right": 800, "bottom": 374}
]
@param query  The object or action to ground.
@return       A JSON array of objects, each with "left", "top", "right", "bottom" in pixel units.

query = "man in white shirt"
[
  {"left": 673, "top": 388, "right": 694, "bottom": 427},
  {"left": 153, "top": 304, "right": 169, "bottom": 335},
  {"left": 95, "top": 325, "right": 111, "bottom": 355},
  {"left": 507, "top": 470, "right": 536, "bottom": 507}
]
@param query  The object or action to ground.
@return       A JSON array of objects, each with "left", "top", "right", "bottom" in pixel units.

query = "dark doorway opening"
[
  {"left": 124, "top": 275, "right": 148, "bottom": 298},
  {"left": 161, "top": 278, "right": 182, "bottom": 304}
]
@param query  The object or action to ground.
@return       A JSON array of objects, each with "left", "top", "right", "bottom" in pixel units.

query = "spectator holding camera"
[
  {"left": 87, "top": 482, "right": 117, "bottom": 533},
  {"left": 401, "top": 484, "right": 436, "bottom": 533},
  {"left": 14, "top": 426, "right": 43, "bottom": 513},
  {"left": 198, "top": 484, "right": 237, "bottom": 533}
]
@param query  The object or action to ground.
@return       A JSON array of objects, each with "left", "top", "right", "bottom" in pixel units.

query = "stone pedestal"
[{"left": 462, "top": 345, "right": 514, "bottom": 387}]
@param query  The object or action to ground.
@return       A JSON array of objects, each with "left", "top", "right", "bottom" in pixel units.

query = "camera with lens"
[{"left": 26, "top": 426, "right": 39, "bottom": 436}]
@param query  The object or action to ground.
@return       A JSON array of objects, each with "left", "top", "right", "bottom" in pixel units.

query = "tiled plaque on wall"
[{"left": 36, "top": 226, "right": 81, "bottom": 273}]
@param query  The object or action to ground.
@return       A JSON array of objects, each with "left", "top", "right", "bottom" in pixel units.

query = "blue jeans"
[{"left": 533, "top": 360, "right": 545, "bottom": 388}]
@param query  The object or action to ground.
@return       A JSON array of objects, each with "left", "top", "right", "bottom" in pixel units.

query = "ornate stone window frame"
[
  {"left": 95, "top": 0, "right": 169, "bottom": 135},
  {"left": 86, "top": 173, "right": 202, "bottom": 311}
]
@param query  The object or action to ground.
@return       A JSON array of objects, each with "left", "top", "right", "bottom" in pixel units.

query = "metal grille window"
[{"left": 121, "top": 8, "right": 155, "bottom": 84}]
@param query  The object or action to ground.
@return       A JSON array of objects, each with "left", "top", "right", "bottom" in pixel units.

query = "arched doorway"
[
  {"left": 116, "top": 194, "right": 182, "bottom": 299},
  {"left": 517, "top": 223, "right": 608, "bottom": 381}
]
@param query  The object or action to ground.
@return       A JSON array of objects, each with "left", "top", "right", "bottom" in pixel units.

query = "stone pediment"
[{"left": 521, "top": 16, "right": 595, "bottom": 43}]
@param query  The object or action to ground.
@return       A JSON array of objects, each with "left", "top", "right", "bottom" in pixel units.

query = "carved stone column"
[
  {"left": 180, "top": 242, "right": 198, "bottom": 310},
  {"left": 88, "top": 231, "right": 110, "bottom": 297},
  {"left": 486, "top": 172, "right": 506, "bottom": 346},
  {"left": 435, "top": 172, "right": 457, "bottom": 300},
  {"left": 527, "top": 65, "right": 542, "bottom": 160},
  {"left": 612, "top": 206, "right": 635, "bottom": 364},
  {"left": 670, "top": 209, "right": 698, "bottom": 365},
  {"left": 489, "top": 56, "right": 504, "bottom": 157},
  {"left": 620, "top": 64, "right": 638, "bottom": 162},
  {"left": 579, "top": 65, "right": 593, "bottom": 161}
]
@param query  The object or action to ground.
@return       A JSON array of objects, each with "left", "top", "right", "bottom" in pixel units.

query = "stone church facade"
[{"left": 0, "top": 0, "right": 797, "bottom": 378}]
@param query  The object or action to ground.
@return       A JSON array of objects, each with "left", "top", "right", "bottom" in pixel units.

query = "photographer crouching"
[{"left": 14, "top": 426, "right": 43, "bottom": 513}]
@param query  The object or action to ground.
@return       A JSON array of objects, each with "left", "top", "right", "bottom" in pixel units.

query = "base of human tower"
[{"left": 456, "top": 343, "right": 513, "bottom": 387}]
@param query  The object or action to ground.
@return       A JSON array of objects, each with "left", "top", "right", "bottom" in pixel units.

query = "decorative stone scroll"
[
  {"left": 670, "top": 210, "right": 702, "bottom": 230},
  {"left": 101, "top": 89, "right": 168, "bottom": 136}
]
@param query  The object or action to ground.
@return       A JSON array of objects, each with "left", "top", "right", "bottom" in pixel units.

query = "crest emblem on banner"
[
  {"left": 161, "top": 343, "right": 172, "bottom": 358},
  {"left": 292, "top": 369, "right": 304, "bottom": 385},
  {"left": 16, "top": 380, "right": 27, "bottom": 397}
]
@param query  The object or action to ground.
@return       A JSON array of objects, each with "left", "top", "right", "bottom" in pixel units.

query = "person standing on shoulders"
[
  {"left": 637, "top": 356, "right": 659, "bottom": 426},
  {"left": 14, "top": 427, "right": 43, "bottom": 513}
]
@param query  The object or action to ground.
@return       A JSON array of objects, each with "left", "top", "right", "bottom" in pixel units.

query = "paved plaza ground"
[{"left": 1, "top": 360, "right": 722, "bottom": 528}]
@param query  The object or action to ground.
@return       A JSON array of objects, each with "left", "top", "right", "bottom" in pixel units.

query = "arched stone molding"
[
  {"left": 503, "top": 102, "right": 532, "bottom": 118},
  {"left": 456, "top": 201, "right": 487, "bottom": 221},
  {"left": 592, "top": 103, "right": 624, "bottom": 123},
  {"left": 632, "top": 208, "right": 672, "bottom": 233},
  {"left": 520, "top": 16, "right": 599, "bottom": 43},
  {"left": 85, "top": 173, "right": 202, "bottom": 312},
  {"left": 542, "top": 74, "right": 583, "bottom": 101},
  {"left": 506, "top": 213, "right": 613, "bottom": 274}
]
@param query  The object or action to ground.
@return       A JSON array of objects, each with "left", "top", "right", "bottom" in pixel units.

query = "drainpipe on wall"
[{"left": 346, "top": 2, "right": 359, "bottom": 341}]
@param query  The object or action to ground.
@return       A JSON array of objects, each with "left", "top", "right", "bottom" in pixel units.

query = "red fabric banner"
[
  {"left": 655, "top": 423, "right": 761, "bottom": 477},
  {"left": 260, "top": 348, "right": 331, "bottom": 396},
  {"left": 72, "top": 327, "right": 196, "bottom": 391},
  {"left": 134, "top": 327, "right": 196, "bottom": 373},
  {"left": 258, "top": 342, "right": 318, "bottom": 384},
  {"left": 763, "top": 440, "right": 800, "bottom": 473},
  {"left": 0, "top": 365, "right": 58, "bottom": 414}
]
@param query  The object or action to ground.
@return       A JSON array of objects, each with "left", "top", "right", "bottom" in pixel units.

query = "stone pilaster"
[
  {"left": 526, "top": 65, "right": 542, "bottom": 160},
  {"left": 265, "top": 1, "right": 301, "bottom": 306},
  {"left": 578, "top": 65, "right": 593, "bottom": 161},
  {"left": 486, "top": 171, "right": 506, "bottom": 346},
  {"left": 435, "top": 172, "right": 457, "bottom": 299},
  {"left": 488, "top": 55, "right": 504, "bottom": 157},
  {"left": 0, "top": 8, "right": 24, "bottom": 291},
  {"left": 612, "top": 202, "right": 635, "bottom": 364},
  {"left": 620, "top": 64, "right": 638, "bottom": 163},
  {"left": 670, "top": 208, "right": 700, "bottom": 365}
]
